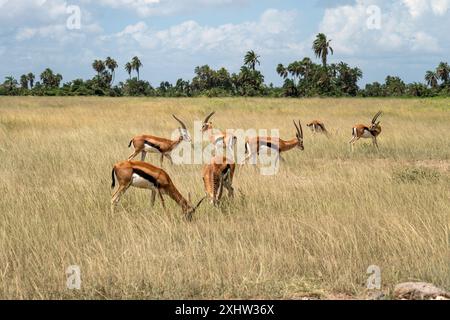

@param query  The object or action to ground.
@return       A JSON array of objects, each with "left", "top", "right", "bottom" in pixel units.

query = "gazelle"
[
  {"left": 201, "top": 112, "right": 236, "bottom": 155},
  {"left": 111, "top": 160, "right": 206, "bottom": 220},
  {"left": 307, "top": 120, "right": 330, "bottom": 137},
  {"left": 349, "top": 111, "right": 383, "bottom": 151},
  {"left": 245, "top": 120, "right": 304, "bottom": 163},
  {"left": 128, "top": 115, "right": 191, "bottom": 165},
  {"left": 202, "top": 156, "right": 236, "bottom": 206}
]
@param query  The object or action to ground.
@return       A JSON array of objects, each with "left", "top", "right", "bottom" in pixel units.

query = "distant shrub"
[
  {"left": 393, "top": 167, "right": 441, "bottom": 184},
  {"left": 206, "top": 88, "right": 229, "bottom": 98}
]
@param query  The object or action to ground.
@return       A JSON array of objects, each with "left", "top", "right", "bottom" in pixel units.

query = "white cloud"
[
  {"left": 105, "top": 9, "right": 300, "bottom": 55},
  {"left": 95, "top": 0, "right": 248, "bottom": 17},
  {"left": 0, "top": 0, "right": 101, "bottom": 43},
  {"left": 402, "top": 0, "right": 449, "bottom": 17},
  {"left": 0, "top": 0, "right": 69, "bottom": 24},
  {"left": 15, "top": 23, "right": 102, "bottom": 41},
  {"left": 318, "top": 0, "right": 450, "bottom": 57}
]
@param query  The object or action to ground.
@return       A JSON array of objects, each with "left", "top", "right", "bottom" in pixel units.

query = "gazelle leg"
[
  {"left": 247, "top": 148, "right": 257, "bottom": 166},
  {"left": 218, "top": 179, "right": 225, "bottom": 202},
  {"left": 165, "top": 154, "right": 174, "bottom": 165},
  {"left": 150, "top": 190, "right": 156, "bottom": 207},
  {"left": 224, "top": 179, "right": 234, "bottom": 198},
  {"left": 373, "top": 137, "right": 379, "bottom": 150},
  {"left": 350, "top": 140, "right": 356, "bottom": 152},
  {"left": 349, "top": 137, "right": 358, "bottom": 152},
  {"left": 111, "top": 184, "right": 129, "bottom": 214},
  {"left": 141, "top": 151, "right": 147, "bottom": 162},
  {"left": 158, "top": 190, "right": 166, "bottom": 210},
  {"left": 160, "top": 154, "right": 164, "bottom": 166},
  {"left": 128, "top": 150, "right": 140, "bottom": 161},
  {"left": 215, "top": 182, "right": 224, "bottom": 206}
]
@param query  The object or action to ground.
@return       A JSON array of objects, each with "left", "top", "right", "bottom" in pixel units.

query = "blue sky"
[{"left": 0, "top": 0, "right": 449, "bottom": 86}]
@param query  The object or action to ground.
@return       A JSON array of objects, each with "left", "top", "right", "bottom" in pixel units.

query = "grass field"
[{"left": 0, "top": 96, "right": 449, "bottom": 299}]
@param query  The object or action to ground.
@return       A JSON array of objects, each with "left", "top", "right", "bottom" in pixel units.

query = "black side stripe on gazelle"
[
  {"left": 144, "top": 141, "right": 163, "bottom": 152},
  {"left": 318, "top": 123, "right": 326, "bottom": 132},
  {"left": 111, "top": 169, "right": 116, "bottom": 188},
  {"left": 133, "top": 169, "right": 160, "bottom": 188},
  {"left": 258, "top": 141, "right": 278, "bottom": 152}
]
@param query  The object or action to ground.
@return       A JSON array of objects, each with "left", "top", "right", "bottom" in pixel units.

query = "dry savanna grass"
[{"left": 0, "top": 96, "right": 449, "bottom": 300}]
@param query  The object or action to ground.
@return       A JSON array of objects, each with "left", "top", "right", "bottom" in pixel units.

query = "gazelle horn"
[
  {"left": 294, "top": 120, "right": 303, "bottom": 138},
  {"left": 172, "top": 114, "right": 187, "bottom": 130},
  {"left": 186, "top": 196, "right": 207, "bottom": 221},
  {"left": 204, "top": 111, "right": 215, "bottom": 124},
  {"left": 194, "top": 196, "right": 207, "bottom": 210},
  {"left": 372, "top": 111, "right": 383, "bottom": 124}
]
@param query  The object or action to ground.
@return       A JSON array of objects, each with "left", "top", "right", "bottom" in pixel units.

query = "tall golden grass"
[{"left": 0, "top": 96, "right": 449, "bottom": 299}]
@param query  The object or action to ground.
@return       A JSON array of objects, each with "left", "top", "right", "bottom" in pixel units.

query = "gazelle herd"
[{"left": 111, "top": 111, "right": 383, "bottom": 220}]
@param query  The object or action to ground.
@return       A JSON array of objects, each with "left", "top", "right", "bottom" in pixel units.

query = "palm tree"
[
  {"left": 40, "top": 68, "right": 54, "bottom": 87},
  {"left": 313, "top": 33, "right": 334, "bottom": 68},
  {"left": 92, "top": 60, "right": 106, "bottom": 76},
  {"left": 4, "top": 76, "right": 18, "bottom": 92},
  {"left": 20, "top": 74, "right": 29, "bottom": 89},
  {"left": 105, "top": 57, "right": 118, "bottom": 84},
  {"left": 54, "top": 73, "right": 63, "bottom": 87},
  {"left": 276, "top": 64, "right": 288, "bottom": 79},
  {"left": 436, "top": 62, "right": 450, "bottom": 84},
  {"left": 131, "top": 56, "right": 143, "bottom": 80},
  {"left": 27, "top": 73, "right": 35, "bottom": 89},
  {"left": 244, "top": 50, "right": 260, "bottom": 71},
  {"left": 425, "top": 70, "right": 438, "bottom": 88},
  {"left": 125, "top": 62, "right": 133, "bottom": 79},
  {"left": 39, "top": 68, "right": 62, "bottom": 88},
  {"left": 287, "top": 61, "right": 303, "bottom": 85},
  {"left": 300, "top": 57, "right": 313, "bottom": 81},
  {"left": 352, "top": 67, "right": 363, "bottom": 81}
]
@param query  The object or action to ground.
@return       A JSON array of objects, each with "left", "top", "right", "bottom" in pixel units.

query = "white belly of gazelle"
[
  {"left": 131, "top": 173, "right": 156, "bottom": 189},
  {"left": 361, "top": 130, "right": 373, "bottom": 139},
  {"left": 143, "top": 145, "right": 161, "bottom": 153}
]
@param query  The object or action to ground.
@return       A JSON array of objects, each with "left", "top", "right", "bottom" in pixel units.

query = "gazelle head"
[
  {"left": 369, "top": 111, "right": 382, "bottom": 132},
  {"left": 201, "top": 111, "right": 215, "bottom": 133},
  {"left": 293, "top": 120, "right": 304, "bottom": 150},
  {"left": 184, "top": 196, "right": 207, "bottom": 221},
  {"left": 172, "top": 114, "right": 192, "bottom": 142}
]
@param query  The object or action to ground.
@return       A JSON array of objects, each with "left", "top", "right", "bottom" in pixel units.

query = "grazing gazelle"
[
  {"left": 245, "top": 120, "right": 304, "bottom": 163},
  {"left": 111, "top": 160, "right": 206, "bottom": 220},
  {"left": 201, "top": 112, "right": 236, "bottom": 155},
  {"left": 202, "top": 156, "right": 236, "bottom": 206},
  {"left": 128, "top": 115, "right": 191, "bottom": 165},
  {"left": 349, "top": 111, "right": 383, "bottom": 151},
  {"left": 307, "top": 120, "right": 330, "bottom": 137}
]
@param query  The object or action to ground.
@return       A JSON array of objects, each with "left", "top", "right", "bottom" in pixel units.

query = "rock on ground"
[{"left": 394, "top": 282, "right": 450, "bottom": 300}]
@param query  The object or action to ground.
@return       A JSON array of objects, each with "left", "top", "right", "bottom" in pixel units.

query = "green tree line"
[{"left": 1, "top": 34, "right": 449, "bottom": 98}]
